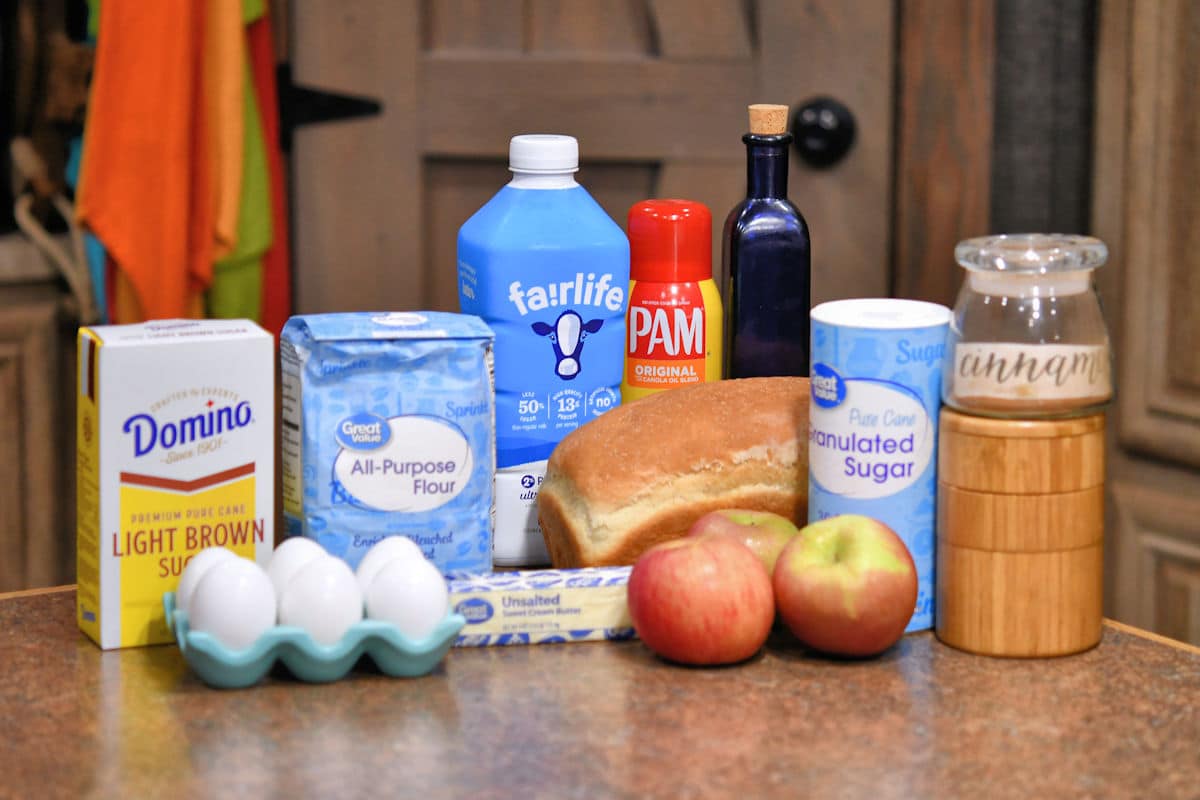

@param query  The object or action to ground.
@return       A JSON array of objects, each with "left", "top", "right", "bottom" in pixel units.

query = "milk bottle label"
[{"left": 461, "top": 262, "right": 626, "bottom": 565}]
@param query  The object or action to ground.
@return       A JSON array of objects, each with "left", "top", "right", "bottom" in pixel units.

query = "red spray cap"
[{"left": 627, "top": 199, "right": 713, "bottom": 283}]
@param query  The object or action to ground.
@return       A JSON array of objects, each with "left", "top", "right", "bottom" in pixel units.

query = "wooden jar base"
[
  {"left": 938, "top": 482, "right": 1104, "bottom": 552},
  {"left": 936, "top": 541, "right": 1103, "bottom": 657},
  {"left": 935, "top": 409, "right": 1106, "bottom": 658}
]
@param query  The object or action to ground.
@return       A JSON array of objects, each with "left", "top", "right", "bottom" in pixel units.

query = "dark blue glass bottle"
[{"left": 722, "top": 132, "right": 812, "bottom": 378}]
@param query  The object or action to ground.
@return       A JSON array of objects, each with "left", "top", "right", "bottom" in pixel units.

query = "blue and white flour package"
[
  {"left": 280, "top": 312, "right": 495, "bottom": 573},
  {"left": 807, "top": 299, "right": 951, "bottom": 632}
]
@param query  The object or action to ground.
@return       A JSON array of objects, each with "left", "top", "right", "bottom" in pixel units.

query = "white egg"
[
  {"left": 175, "top": 547, "right": 237, "bottom": 615},
  {"left": 365, "top": 556, "right": 449, "bottom": 641},
  {"left": 266, "top": 537, "right": 327, "bottom": 599},
  {"left": 279, "top": 556, "right": 363, "bottom": 646},
  {"left": 187, "top": 557, "right": 277, "bottom": 651},
  {"left": 355, "top": 535, "right": 424, "bottom": 593}
]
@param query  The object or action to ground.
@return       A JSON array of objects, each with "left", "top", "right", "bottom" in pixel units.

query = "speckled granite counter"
[{"left": 3, "top": 587, "right": 1200, "bottom": 799}]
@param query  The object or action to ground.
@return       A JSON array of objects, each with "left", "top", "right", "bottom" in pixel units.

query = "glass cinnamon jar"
[{"left": 942, "top": 234, "right": 1112, "bottom": 418}]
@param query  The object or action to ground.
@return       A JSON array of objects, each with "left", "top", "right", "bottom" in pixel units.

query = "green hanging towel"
[
  {"left": 207, "top": 57, "right": 271, "bottom": 320},
  {"left": 242, "top": 0, "right": 265, "bottom": 22},
  {"left": 206, "top": 0, "right": 270, "bottom": 319}
]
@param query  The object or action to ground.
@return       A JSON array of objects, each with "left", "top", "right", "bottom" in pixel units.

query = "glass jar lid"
[{"left": 955, "top": 234, "right": 1108, "bottom": 275}]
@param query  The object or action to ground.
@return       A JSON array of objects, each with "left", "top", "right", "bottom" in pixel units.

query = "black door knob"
[{"left": 792, "top": 97, "right": 856, "bottom": 169}]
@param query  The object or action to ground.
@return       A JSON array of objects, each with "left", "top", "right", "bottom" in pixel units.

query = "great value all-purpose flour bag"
[{"left": 281, "top": 312, "right": 495, "bottom": 573}]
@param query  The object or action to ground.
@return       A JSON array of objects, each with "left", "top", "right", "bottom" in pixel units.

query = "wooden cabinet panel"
[
  {"left": 763, "top": 0, "right": 895, "bottom": 305},
  {"left": 0, "top": 341, "right": 24, "bottom": 589},
  {"left": 420, "top": 59, "right": 756, "bottom": 160},
  {"left": 0, "top": 291, "right": 73, "bottom": 591},
  {"left": 1157, "top": 560, "right": 1200, "bottom": 645},
  {"left": 650, "top": 0, "right": 754, "bottom": 59},
  {"left": 425, "top": 1, "right": 523, "bottom": 52},
  {"left": 1101, "top": 0, "right": 1200, "bottom": 468},
  {"left": 291, "top": 0, "right": 896, "bottom": 315},
  {"left": 527, "top": 0, "right": 654, "bottom": 54},
  {"left": 1095, "top": 0, "right": 1200, "bottom": 644},
  {"left": 1110, "top": 479, "right": 1200, "bottom": 638},
  {"left": 893, "top": 0, "right": 995, "bottom": 307},
  {"left": 290, "top": 0, "right": 422, "bottom": 314}
]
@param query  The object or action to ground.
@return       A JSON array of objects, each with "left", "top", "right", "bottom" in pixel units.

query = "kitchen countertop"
[{"left": 3, "top": 587, "right": 1200, "bottom": 799}]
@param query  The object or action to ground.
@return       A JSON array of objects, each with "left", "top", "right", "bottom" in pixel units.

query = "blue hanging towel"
[{"left": 65, "top": 138, "right": 108, "bottom": 324}]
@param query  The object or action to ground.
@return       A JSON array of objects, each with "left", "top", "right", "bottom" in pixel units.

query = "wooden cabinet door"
[
  {"left": 1094, "top": 0, "right": 1200, "bottom": 643},
  {"left": 288, "top": 0, "right": 895, "bottom": 315},
  {"left": 0, "top": 284, "right": 74, "bottom": 591}
]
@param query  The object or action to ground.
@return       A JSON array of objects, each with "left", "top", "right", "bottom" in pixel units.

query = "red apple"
[
  {"left": 773, "top": 515, "right": 918, "bottom": 657},
  {"left": 627, "top": 534, "right": 774, "bottom": 666},
  {"left": 688, "top": 509, "right": 801, "bottom": 576}
]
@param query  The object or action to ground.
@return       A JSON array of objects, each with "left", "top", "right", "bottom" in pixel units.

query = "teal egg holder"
[{"left": 163, "top": 593, "right": 466, "bottom": 689}]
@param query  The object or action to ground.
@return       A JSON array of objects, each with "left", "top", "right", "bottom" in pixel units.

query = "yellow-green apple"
[
  {"left": 627, "top": 534, "right": 774, "bottom": 666},
  {"left": 773, "top": 515, "right": 917, "bottom": 657},
  {"left": 687, "top": 509, "right": 801, "bottom": 575}
]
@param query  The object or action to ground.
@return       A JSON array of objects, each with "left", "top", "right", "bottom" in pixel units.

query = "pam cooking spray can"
[
  {"left": 807, "top": 298, "right": 951, "bottom": 631},
  {"left": 622, "top": 199, "right": 723, "bottom": 401}
]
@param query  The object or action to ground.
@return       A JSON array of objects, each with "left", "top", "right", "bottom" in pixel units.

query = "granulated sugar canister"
[
  {"left": 808, "top": 299, "right": 952, "bottom": 632},
  {"left": 936, "top": 234, "right": 1111, "bottom": 657}
]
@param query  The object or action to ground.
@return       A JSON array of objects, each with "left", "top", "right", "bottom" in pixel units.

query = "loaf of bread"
[{"left": 537, "top": 377, "right": 809, "bottom": 567}]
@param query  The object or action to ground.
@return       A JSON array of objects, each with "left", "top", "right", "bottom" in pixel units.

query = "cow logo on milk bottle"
[{"left": 458, "top": 135, "right": 629, "bottom": 566}]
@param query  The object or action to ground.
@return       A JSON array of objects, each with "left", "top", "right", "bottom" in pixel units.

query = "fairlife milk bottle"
[{"left": 458, "top": 135, "right": 630, "bottom": 566}]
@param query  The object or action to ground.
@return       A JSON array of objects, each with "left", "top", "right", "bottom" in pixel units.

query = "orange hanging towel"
[
  {"left": 77, "top": 0, "right": 213, "bottom": 321},
  {"left": 206, "top": 0, "right": 246, "bottom": 259}
]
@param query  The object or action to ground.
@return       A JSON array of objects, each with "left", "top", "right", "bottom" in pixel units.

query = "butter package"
[
  {"left": 448, "top": 566, "right": 634, "bottom": 646},
  {"left": 281, "top": 312, "right": 495, "bottom": 572},
  {"left": 77, "top": 320, "right": 274, "bottom": 649}
]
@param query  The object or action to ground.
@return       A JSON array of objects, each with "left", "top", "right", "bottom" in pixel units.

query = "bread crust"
[{"left": 538, "top": 377, "right": 810, "bottom": 567}]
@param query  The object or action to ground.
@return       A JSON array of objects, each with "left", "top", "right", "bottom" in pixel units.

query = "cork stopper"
[{"left": 748, "top": 104, "right": 789, "bottom": 135}]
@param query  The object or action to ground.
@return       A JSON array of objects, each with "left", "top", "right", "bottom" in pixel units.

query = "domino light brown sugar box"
[{"left": 76, "top": 319, "right": 274, "bottom": 649}]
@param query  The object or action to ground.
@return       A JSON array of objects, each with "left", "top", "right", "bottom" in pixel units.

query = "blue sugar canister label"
[{"left": 808, "top": 299, "right": 951, "bottom": 632}]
